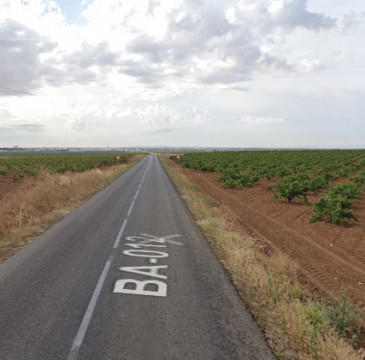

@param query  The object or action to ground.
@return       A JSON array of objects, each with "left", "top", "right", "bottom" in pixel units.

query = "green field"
[
  {"left": 0, "top": 153, "right": 131, "bottom": 180},
  {"left": 172, "top": 150, "right": 365, "bottom": 225}
]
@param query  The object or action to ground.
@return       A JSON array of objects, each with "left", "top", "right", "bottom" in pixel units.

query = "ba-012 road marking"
[{"left": 113, "top": 233, "right": 182, "bottom": 297}]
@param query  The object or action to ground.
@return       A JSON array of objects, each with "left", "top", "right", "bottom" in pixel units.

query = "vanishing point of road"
[{"left": 0, "top": 155, "right": 276, "bottom": 360}]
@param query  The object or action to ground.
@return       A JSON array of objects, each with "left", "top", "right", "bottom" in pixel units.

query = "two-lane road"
[{"left": 0, "top": 155, "right": 275, "bottom": 360}]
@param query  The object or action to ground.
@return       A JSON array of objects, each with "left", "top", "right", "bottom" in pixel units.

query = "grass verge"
[
  {"left": 160, "top": 155, "right": 365, "bottom": 360},
  {"left": 0, "top": 155, "right": 144, "bottom": 263}
]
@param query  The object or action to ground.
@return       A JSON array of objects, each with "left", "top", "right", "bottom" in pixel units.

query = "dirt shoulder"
[
  {"left": 0, "top": 171, "right": 18, "bottom": 199},
  {"left": 178, "top": 164, "right": 365, "bottom": 306}
]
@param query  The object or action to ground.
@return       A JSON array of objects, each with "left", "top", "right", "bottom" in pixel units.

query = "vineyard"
[
  {"left": 171, "top": 150, "right": 365, "bottom": 225},
  {"left": 0, "top": 153, "right": 131, "bottom": 180}
]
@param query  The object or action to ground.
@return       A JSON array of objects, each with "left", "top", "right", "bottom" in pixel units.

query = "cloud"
[
  {"left": 43, "top": 40, "right": 121, "bottom": 87},
  {"left": 0, "top": 18, "right": 125, "bottom": 95},
  {"left": 268, "top": 0, "right": 336, "bottom": 30},
  {"left": 339, "top": 11, "right": 365, "bottom": 32},
  {"left": 136, "top": 105, "right": 184, "bottom": 126},
  {"left": 65, "top": 41, "right": 120, "bottom": 68},
  {"left": 0, "top": 0, "right": 345, "bottom": 98},
  {"left": 0, "top": 120, "right": 44, "bottom": 133},
  {"left": 296, "top": 59, "right": 322, "bottom": 73},
  {"left": 0, "top": 106, "right": 44, "bottom": 132},
  {"left": 0, "top": 107, "right": 14, "bottom": 120},
  {"left": 61, "top": 102, "right": 207, "bottom": 133},
  {"left": 240, "top": 115, "right": 284, "bottom": 125},
  {"left": 53, "top": 102, "right": 113, "bottom": 131},
  {"left": 119, "top": 0, "right": 337, "bottom": 87},
  {"left": 70, "top": 112, "right": 107, "bottom": 131},
  {"left": 13, "top": 123, "right": 44, "bottom": 132},
  {"left": 120, "top": 104, "right": 207, "bottom": 128},
  {"left": 0, "top": 20, "right": 56, "bottom": 95},
  {"left": 119, "top": 60, "right": 165, "bottom": 86}
]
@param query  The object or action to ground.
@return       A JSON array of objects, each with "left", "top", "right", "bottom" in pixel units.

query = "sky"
[{"left": 0, "top": 0, "right": 364, "bottom": 148}]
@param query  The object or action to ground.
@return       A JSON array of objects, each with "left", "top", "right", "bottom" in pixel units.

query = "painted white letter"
[
  {"left": 119, "top": 266, "right": 167, "bottom": 279},
  {"left": 122, "top": 250, "right": 169, "bottom": 258},
  {"left": 113, "top": 279, "right": 167, "bottom": 297}
]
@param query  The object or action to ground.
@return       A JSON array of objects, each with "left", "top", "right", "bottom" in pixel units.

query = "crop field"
[
  {"left": 172, "top": 150, "right": 365, "bottom": 225},
  {"left": 0, "top": 152, "right": 132, "bottom": 200},
  {"left": 0, "top": 153, "right": 130, "bottom": 180},
  {"left": 171, "top": 150, "right": 365, "bottom": 305}
]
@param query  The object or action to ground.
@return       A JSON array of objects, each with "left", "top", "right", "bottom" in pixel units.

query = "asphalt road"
[{"left": 0, "top": 155, "right": 276, "bottom": 360}]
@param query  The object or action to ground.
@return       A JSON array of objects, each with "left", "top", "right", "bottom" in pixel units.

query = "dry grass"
[
  {"left": 160, "top": 155, "right": 365, "bottom": 360},
  {"left": 0, "top": 156, "right": 144, "bottom": 263}
]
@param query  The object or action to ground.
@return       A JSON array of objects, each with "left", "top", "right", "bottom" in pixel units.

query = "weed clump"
[{"left": 311, "top": 182, "right": 361, "bottom": 225}]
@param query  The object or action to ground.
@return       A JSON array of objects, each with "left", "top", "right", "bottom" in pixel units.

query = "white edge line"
[
  {"left": 113, "top": 218, "right": 128, "bottom": 249},
  {"left": 68, "top": 216, "right": 129, "bottom": 359},
  {"left": 127, "top": 200, "right": 135, "bottom": 217},
  {"left": 67, "top": 258, "right": 113, "bottom": 360}
]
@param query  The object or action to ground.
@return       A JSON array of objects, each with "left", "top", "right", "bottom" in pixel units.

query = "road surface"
[{"left": 0, "top": 155, "right": 276, "bottom": 360}]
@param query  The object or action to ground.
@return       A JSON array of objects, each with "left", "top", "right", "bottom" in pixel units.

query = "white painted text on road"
[{"left": 113, "top": 233, "right": 182, "bottom": 297}]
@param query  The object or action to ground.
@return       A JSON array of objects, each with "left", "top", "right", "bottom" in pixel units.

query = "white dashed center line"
[{"left": 67, "top": 156, "right": 153, "bottom": 360}]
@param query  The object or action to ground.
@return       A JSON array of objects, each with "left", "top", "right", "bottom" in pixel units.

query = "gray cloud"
[
  {"left": 267, "top": 0, "right": 336, "bottom": 30},
  {"left": 43, "top": 41, "right": 122, "bottom": 87},
  {"left": 120, "top": 59, "right": 165, "bottom": 86},
  {"left": 71, "top": 116, "right": 103, "bottom": 131},
  {"left": 13, "top": 123, "right": 44, "bottom": 131},
  {"left": 0, "top": 121, "right": 44, "bottom": 132},
  {"left": 0, "top": 20, "right": 123, "bottom": 95},
  {"left": 0, "top": 107, "right": 44, "bottom": 132},
  {"left": 147, "top": 0, "right": 160, "bottom": 16},
  {"left": 0, "top": 1, "right": 344, "bottom": 97},
  {"left": 0, "top": 20, "right": 56, "bottom": 96},
  {"left": 114, "top": 104, "right": 207, "bottom": 129},
  {"left": 0, "top": 108, "right": 14, "bottom": 119},
  {"left": 65, "top": 41, "right": 120, "bottom": 68},
  {"left": 42, "top": 64, "right": 98, "bottom": 87},
  {"left": 340, "top": 11, "right": 365, "bottom": 31},
  {"left": 121, "top": 0, "right": 334, "bottom": 86}
]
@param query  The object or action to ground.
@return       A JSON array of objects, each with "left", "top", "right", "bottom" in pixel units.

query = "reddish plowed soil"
[
  {"left": 179, "top": 164, "right": 365, "bottom": 305},
  {"left": 0, "top": 172, "right": 18, "bottom": 199}
]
